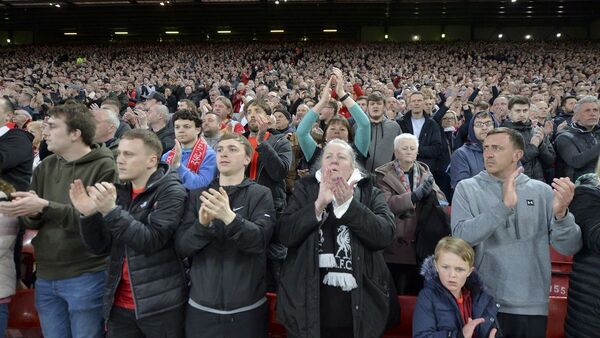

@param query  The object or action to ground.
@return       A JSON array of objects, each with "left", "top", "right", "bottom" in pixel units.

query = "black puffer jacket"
[
  {"left": 555, "top": 122, "right": 600, "bottom": 180},
  {"left": 175, "top": 178, "right": 275, "bottom": 311},
  {"left": 80, "top": 164, "right": 188, "bottom": 320},
  {"left": 565, "top": 174, "right": 600, "bottom": 338},
  {"left": 277, "top": 174, "right": 396, "bottom": 338},
  {"left": 501, "top": 120, "right": 555, "bottom": 182},
  {"left": 0, "top": 128, "right": 33, "bottom": 191}
]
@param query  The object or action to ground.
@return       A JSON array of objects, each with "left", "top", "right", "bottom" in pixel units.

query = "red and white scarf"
[{"left": 166, "top": 137, "right": 208, "bottom": 173}]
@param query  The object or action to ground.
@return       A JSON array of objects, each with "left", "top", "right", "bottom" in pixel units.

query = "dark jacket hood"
[
  {"left": 467, "top": 111, "right": 499, "bottom": 146},
  {"left": 501, "top": 119, "right": 532, "bottom": 132},
  {"left": 575, "top": 173, "right": 600, "bottom": 188},
  {"left": 420, "top": 255, "right": 486, "bottom": 293}
]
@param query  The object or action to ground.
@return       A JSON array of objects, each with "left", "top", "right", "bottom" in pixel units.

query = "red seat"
[
  {"left": 266, "top": 292, "right": 287, "bottom": 338},
  {"left": 383, "top": 296, "right": 416, "bottom": 338},
  {"left": 547, "top": 296, "right": 567, "bottom": 338},
  {"left": 7, "top": 289, "right": 40, "bottom": 329},
  {"left": 550, "top": 247, "right": 573, "bottom": 274}
]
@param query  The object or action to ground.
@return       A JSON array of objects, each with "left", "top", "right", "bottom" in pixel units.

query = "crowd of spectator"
[{"left": 0, "top": 40, "right": 599, "bottom": 338}]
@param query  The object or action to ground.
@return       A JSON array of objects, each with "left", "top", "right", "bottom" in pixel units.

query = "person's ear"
[
  {"left": 243, "top": 154, "right": 251, "bottom": 166},
  {"left": 467, "top": 266, "right": 475, "bottom": 278},
  {"left": 70, "top": 129, "right": 82, "bottom": 142},
  {"left": 514, "top": 149, "right": 524, "bottom": 162}
]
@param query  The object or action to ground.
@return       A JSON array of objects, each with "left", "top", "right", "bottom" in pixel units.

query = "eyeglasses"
[{"left": 474, "top": 121, "right": 494, "bottom": 128}]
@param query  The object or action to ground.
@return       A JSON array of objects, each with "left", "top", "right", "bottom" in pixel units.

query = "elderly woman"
[
  {"left": 277, "top": 139, "right": 396, "bottom": 338},
  {"left": 565, "top": 159, "right": 600, "bottom": 338},
  {"left": 375, "top": 133, "right": 448, "bottom": 295}
]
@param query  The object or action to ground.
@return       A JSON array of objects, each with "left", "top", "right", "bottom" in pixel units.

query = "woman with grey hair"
[
  {"left": 277, "top": 139, "right": 396, "bottom": 338},
  {"left": 375, "top": 133, "right": 448, "bottom": 295}
]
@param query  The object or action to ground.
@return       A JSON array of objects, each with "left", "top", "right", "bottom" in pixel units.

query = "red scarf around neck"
[{"left": 166, "top": 137, "right": 208, "bottom": 173}]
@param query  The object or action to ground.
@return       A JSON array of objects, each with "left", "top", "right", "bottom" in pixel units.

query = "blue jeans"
[
  {"left": 0, "top": 302, "right": 8, "bottom": 338},
  {"left": 35, "top": 271, "right": 105, "bottom": 338}
]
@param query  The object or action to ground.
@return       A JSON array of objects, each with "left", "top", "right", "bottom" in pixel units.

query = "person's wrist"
[
  {"left": 339, "top": 92, "right": 350, "bottom": 102},
  {"left": 223, "top": 210, "right": 236, "bottom": 225}
]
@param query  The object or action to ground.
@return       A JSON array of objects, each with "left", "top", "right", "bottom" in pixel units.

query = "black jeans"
[
  {"left": 185, "top": 302, "right": 268, "bottom": 338},
  {"left": 497, "top": 313, "right": 547, "bottom": 338},
  {"left": 107, "top": 305, "right": 185, "bottom": 338}
]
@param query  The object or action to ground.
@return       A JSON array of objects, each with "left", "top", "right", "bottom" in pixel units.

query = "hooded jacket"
[
  {"left": 555, "top": 122, "right": 600, "bottom": 181},
  {"left": 0, "top": 127, "right": 34, "bottom": 191},
  {"left": 413, "top": 256, "right": 499, "bottom": 338},
  {"left": 565, "top": 174, "right": 600, "bottom": 338},
  {"left": 365, "top": 118, "right": 402, "bottom": 173},
  {"left": 500, "top": 120, "right": 555, "bottom": 182},
  {"left": 449, "top": 112, "right": 497, "bottom": 188},
  {"left": 451, "top": 170, "right": 582, "bottom": 316},
  {"left": 21, "top": 144, "right": 118, "bottom": 280},
  {"left": 79, "top": 164, "right": 188, "bottom": 320},
  {"left": 276, "top": 174, "right": 396, "bottom": 338},
  {"left": 176, "top": 178, "right": 275, "bottom": 312}
]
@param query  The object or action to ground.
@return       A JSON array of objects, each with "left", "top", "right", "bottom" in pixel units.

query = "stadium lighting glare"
[
  {"left": 412, "top": 35, "right": 420, "bottom": 41},
  {"left": 6, "top": 39, "right": 11, "bottom": 43},
  {"left": 498, "top": 33, "right": 503, "bottom": 39},
  {"left": 64, "top": 32, "right": 77, "bottom": 36},
  {"left": 556, "top": 33, "right": 562, "bottom": 38},
  {"left": 270, "top": 29, "right": 284, "bottom": 33},
  {"left": 217, "top": 30, "right": 232, "bottom": 34},
  {"left": 511, "top": 0, "right": 517, "bottom": 3},
  {"left": 55, "top": 3, "right": 61, "bottom": 7},
  {"left": 525, "top": 34, "right": 532, "bottom": 40},
  {"left": 165, "top": 31, "right": 179, "bottom": 35},
  {"left": 115, "top": 31, "right": 128, "bottom": 35},
  {"left": 441, "top": 33, "right": 446, "bottom": 38},
  {"left": 384, "top": 34, "right": 389, "bottom": 39},
  {"left": 323, "top": 29, "right": 337, "bottom": 33},
  {"left": 160, "top": 1, "right": 165, "bottom": 5},
  {"left": 274, "top": 0, "right": 279, "bottom": 4}
]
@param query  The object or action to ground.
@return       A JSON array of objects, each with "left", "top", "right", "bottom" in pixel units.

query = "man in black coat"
[
  {"left": 0, "top": 97, "right": 34, "bottom": 192},
  {"left": 397, "top": 92, "right": 444, "bottom": 183},
  {"left": 176, "top": 133, "right": 275, "bottom": 338},
  {"left": 555, "top": 96, "right": 600, "bottom": 180},
  {"left": 70, "top": 129, "right": 188, "bottom": 338}
]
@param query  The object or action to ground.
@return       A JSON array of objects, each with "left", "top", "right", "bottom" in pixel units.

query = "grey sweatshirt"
[
  {"left": 451, "top": 171, "right": 582, "bottom": 316},
  {"left": 363, "top": 118, "right": 402, "bottom": 173}
]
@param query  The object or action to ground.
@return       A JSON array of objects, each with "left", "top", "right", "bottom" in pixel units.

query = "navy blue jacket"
[
  {"left": 449, "top": 112, "right": 498, "bottom": 188},
  {"left": 413, "top": 256, "right": 499, "bottom": 338}
]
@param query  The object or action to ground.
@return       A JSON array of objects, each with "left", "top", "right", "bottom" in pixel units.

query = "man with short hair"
[
  {"left": 0, "top": 102, "right": 118, "bottom": 338},
  {"left": 202, "top": 112, "right": 223, "bottom": 150},
  {"left": 397, "top": 91, "right": 443, "bottom": 181},
  {"left": 92, "top": 108, "right": 120, "bottom": 158},
  {"left": 71, "top": 129, "right": 188, "bottom": 338},
  {"left": 101, "top": 99, "right": 131, "bottom": 139},
  {"left": 555, "top": 96, "right": 600, "bottom": 180},
  {"left": 0, "top": 103, "right": 33, "bottom": 192},
  {"left": 501, "top": 96, "right": 555, "bottom": 182},
  {"left": 161, "top": 110, "right": 216, "bottom": 190},
  {"left": 176, "top": 132, "right": 275, "bottom": 338},
  {"left": 553, "top": 95, "right": 578, "bottom": 135},
  {"left": 491, "top": 95, "right": 509, "bottom": 122},
  {"left": 450, "top": 112, "right": 496, "bottom": 188},
  {"left": 145, "top": 104, "right": 175, "bottom": 154},
  {"left": 365, "top": 92, "right": 402, "bottom": 172},
  {"left": 452, "top": 127, "right": 581, "bottom": 338},
  {"left": 243, "top": 99, "right": 291, "bottom": 214}
]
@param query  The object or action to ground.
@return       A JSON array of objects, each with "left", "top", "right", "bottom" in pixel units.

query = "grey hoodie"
[
  {"left": 363, "top": 118, "right": 402, "bottom": 173},
  {"left": 451, "top": 170, "right": 581, "bottom": 316}
]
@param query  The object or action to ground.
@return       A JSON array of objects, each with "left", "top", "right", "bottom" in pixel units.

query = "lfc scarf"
[{"left": 166, "top": 137, "right": 208, "bottom": 173}]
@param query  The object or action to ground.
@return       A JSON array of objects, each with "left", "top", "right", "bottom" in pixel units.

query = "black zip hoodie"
[{"left": 175, "top": 178, "right": 275, "bottom": 311}]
